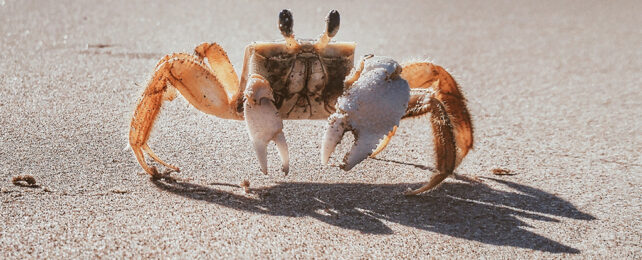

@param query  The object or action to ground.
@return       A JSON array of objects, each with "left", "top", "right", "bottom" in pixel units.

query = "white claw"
[
  {"left": 252, "top": 139, "right": 269, "bottom": 174},
  {"left": 322, "top": 56, "right": 410, "bottom": 170},
  {"left": 273, "top": 131, "right": 289, "bottom": 174},
  {"left": 321, "top": 113, "right": 347, "bottom": 164},
  {"left": 341, "top": 131, "right": 382, "bottom": 171},
  {"left": 244, "top": 75, "right": 289, "bottom": 175}
]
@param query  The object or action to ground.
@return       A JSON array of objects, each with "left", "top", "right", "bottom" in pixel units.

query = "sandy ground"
[{"left": 1, "top": 0, "right": 640, "bottom": 258}]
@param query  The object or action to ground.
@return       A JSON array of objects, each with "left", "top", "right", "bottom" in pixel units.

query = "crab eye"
[
  {"left": 326, "top": 10, "right": 340, "bottom": 37},
  {"left": 279, "top": 9, "right": 294, "bottom": 37}
]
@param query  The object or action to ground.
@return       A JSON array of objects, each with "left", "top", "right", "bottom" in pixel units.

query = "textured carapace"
[{"left": 241, "top": 10, "right": 355, "bottom": 119}]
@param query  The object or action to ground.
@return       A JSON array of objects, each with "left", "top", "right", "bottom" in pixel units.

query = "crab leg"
[
  {"left": 322, "top": 56, "right": 410, "bottom": 171},
  {"left": 130, "top": 49, "right": 241, "bottom": 176},
  {"left": 401, "top": 62, "right": 473, "bottom": 195},
  {"left": 194, "top": 43, "right": 240, "bottom": 97},
  {"left": 244, "top": 75, "right": 290, "bottom": 174},
  {"left": 373, "top": 61, "right": 473, "bottom": 195},
  {"left": 403, "top": 97, "right": 457, "bottom": 195},
  {"left": 141, "top": 144, "right": 178, "bottom": 171},
  {"left": 403, "top": 62, "right": 473, "bottom": 165},
  {"left": 370, "top": 62, "right": 474, "bottom": 161}
]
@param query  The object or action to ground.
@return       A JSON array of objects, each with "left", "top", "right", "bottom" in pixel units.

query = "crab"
[{"left": 129, "top": 10, "right": 473, "bottom": 195}]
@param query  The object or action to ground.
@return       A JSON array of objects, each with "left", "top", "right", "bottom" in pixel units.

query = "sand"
[{"left": 1, "top": 0, "right": 640, "bottom": 258}]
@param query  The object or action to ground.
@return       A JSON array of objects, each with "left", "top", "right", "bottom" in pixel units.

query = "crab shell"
[{"left": 239, "top": 40, "right": 356, "bottom": 119}]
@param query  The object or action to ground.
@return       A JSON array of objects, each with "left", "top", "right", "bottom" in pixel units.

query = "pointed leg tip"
[
  {"left": 321, "top": 148, "right": 335, "bottom": 165},
  {"left": 149, "top": 166, "right": 173, "bottom": 182},
  {"left": 167, "top": 165, "right": 180, "bottom": 173},
  {"left": 321, "top": 115, "right": 347, "bottom": 167},
  {"left": 339, "top": 163, "right": 353, "bottom": 171},
  {"left": 149, "top": 166, "right": 159, "bottom": 176},
  {"left": 321, "top": 155, "right": 330, "bottom": 165},
  {"left": 403, "top": 188, "right": 419, "bottom": 196}
]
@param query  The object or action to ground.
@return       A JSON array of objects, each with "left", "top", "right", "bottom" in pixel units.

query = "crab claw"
[
  {"left": 322, "top": 56, "right": 410, "bottom": 170},
  {"left": 244, "top": 75, "right": 290, "bottom": 175}
]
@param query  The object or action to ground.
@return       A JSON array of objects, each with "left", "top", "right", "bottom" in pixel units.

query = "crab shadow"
[{"left": 152, "top": 175, "right": 594, "bottom": 253}]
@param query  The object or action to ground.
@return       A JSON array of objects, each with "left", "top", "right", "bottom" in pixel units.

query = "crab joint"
[{"left": 244, "top": 75, "right": 274, "bottom": 105}]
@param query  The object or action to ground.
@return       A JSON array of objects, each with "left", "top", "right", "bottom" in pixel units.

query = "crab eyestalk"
[
  {"left": 315, "top": 10, "right": 340, "bottom": 50},
  {"left": 279, "top": 9, "right": 299, "bottom": 50}
]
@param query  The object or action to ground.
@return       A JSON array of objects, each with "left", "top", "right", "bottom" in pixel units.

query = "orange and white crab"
[{"left": 129, "top": 10, "right": 473, "bottom": 195}]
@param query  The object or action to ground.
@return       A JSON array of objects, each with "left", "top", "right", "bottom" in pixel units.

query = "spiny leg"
[
  {"left": 397, "top": 61, "right": 474, "bottom": 195},
  {"left": 130, "top": 71, "right": 174, "bottom": 176},
  {"left": 131, "top": 143, "right": 158, "bottom": 175},
  {"left": 130, "top": 51, "right": 241, "bottom": 176},
  {"left": 142, "top": 144, "right": 179, "bottom": 172},
  {"left": 404, "top": 98, "right": 457, "bottom": 195},
  {"left": 155, "top": 53, "right": 194, "bottom": 70},
  {"left": 243, "top": 75, "right": 289, "bottom": 174},
  {"left": 404, "top": 173, "right": 450, "bottom": 196},
  {"left": 401, "top": 61, "right": 474, "bottom": 164}
]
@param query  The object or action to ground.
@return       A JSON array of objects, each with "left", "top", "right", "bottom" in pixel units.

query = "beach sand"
[{"left": 1, "top": 0, "right": 640, "bottom": 258}]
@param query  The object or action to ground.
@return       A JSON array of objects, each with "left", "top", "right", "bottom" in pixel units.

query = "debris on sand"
[
  {"left": 240, "top": 179, "right": 250, "bottom": 193},
  {"left": 12, "top": 175, "right": 38, "bottom": 187},
  {"left": 492, "top": 168, "right": 515, "bottom": 175},
  {"left": 87, "top": 43, "right": 115, "bottom": 49},
  {"left": 110, "top": 189, "right": 129, "bottom": 194}
]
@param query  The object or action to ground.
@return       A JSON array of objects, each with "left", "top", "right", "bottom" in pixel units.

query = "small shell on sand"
[
  {"left": 492, "top": 168, "right": 514, "bottom": 175},
  {"left": 12, "top": 175, "right": 37, "bottom": 187}
]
